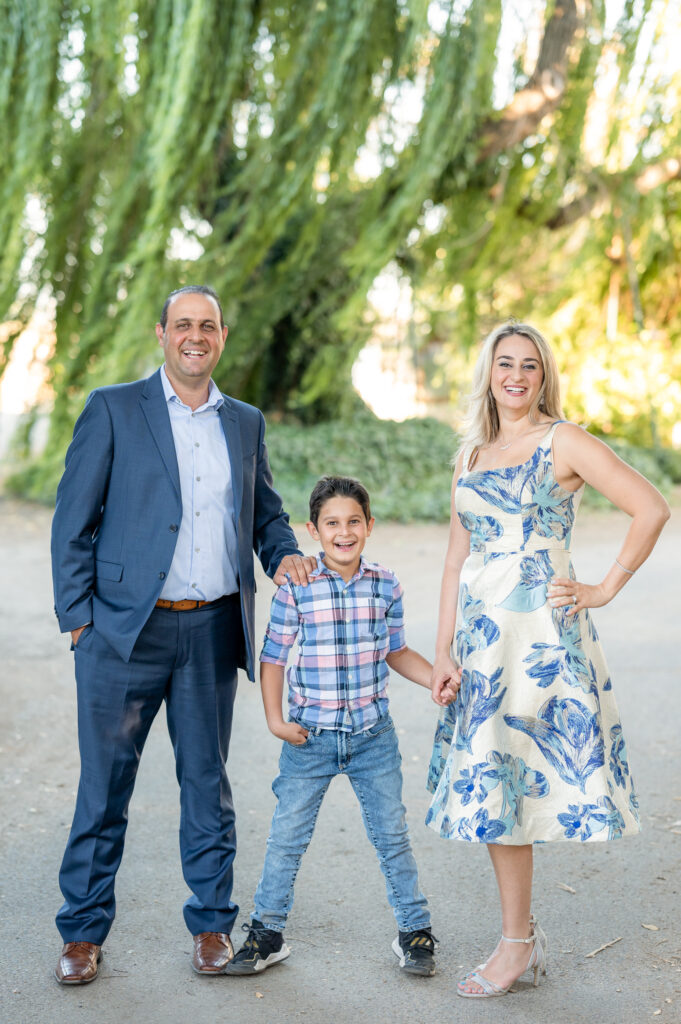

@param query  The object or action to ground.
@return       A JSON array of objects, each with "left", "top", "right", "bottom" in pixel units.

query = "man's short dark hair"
[
  {"left": 159, "top": 285, "right": 225, "bottom": 330},
  {"left": 309, "top": 476, "right": 372, "bottom": 526}
]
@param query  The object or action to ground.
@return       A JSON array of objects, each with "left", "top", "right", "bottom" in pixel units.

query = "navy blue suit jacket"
[{"left": 51, "top": 368, "right": 301, "bottom": 679}]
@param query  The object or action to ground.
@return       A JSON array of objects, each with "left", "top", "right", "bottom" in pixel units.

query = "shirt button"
[
  {"left": 169, "top": 524, "right": 178, "bottom": 532},
  {"left": 195, "top": 511, "right": 200, "bottom": 517},
  {"left": 192, "top": 582, "right": 197, "bottom": 589},
  {"left": 196, "top": 476, "right": 201, "bottom": 482},
  {"left": 159, "top": 571, "right": 166, "bottom": 580},
  {"left": 194, "top": 547, "right": 200, "bottom": 553},
  {"left": 194, "top": 442, "right": 200, "bottom": 448}
]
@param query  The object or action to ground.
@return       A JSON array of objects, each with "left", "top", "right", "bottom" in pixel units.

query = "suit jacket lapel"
[
  {"left": 218, "top": 399, "right": 243, "bottom": 518},
  {"left": 140, "top": 369, "right": 181, "bottom": 499}
]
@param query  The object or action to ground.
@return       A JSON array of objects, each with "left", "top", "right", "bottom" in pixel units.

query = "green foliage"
[
  {"left": 3, "top": 0, "right": 681, "bottom": 500},
  {"left": 264, "top": 415, "right": 675, "bottom": 522},
  {"left": 6, "top": 402, "right": 675, "bottom": 519},
  {"left": 265, "top": 412, "right": 458, "bottom": 523}
]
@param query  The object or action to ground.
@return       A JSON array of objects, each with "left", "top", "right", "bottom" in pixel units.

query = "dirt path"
[{"left": 1, "top": 498, "right": 680, "bottom": 1024}]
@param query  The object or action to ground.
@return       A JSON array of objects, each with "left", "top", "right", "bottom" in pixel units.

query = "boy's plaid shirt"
[{"left": 260, "top": 554, "right": 407, "bottom": 732}]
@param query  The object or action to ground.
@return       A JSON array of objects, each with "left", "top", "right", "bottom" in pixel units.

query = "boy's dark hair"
[
  {"left": 159, "top": 285, "right": 225, "bottom": 329},
  {"left": 309, "top": 476, "right": 371, "bottom": 526}
]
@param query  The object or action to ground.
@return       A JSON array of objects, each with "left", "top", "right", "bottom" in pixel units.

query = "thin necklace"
[{"left": 494, "top": 425, "right": 541, "bottom": 451}]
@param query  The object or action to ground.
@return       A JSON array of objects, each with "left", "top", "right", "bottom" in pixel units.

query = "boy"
[{"left": 225, "top": 476, "right": 458, "bottom": 977}]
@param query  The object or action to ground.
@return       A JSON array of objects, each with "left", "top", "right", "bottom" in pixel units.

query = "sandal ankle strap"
[{"left": 501, "top": 933, "right": 535, "bottom": 944}]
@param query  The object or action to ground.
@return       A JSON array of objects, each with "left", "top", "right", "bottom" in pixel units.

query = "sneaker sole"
[
  {"left": 223, "top": 944, "right": 291, "bottom": 975},
  {"left": 391, "top": 937, "right": 435, "bottom": 977}
]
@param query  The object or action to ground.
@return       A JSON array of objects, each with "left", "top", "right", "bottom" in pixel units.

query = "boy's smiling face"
[{"left": 306, "top": 496, "right": 374, "bottom": 581}]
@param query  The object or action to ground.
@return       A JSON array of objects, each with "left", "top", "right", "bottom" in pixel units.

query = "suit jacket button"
[
  {"left": 169, "top": 524, "right": 178, "bottom": 532},
  {"left": 159, "top": 571, "right": 166, "bottom": 579}
]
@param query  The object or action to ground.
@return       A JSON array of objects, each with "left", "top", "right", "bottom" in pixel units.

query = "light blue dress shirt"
[{"left": 159, "top": 365, "right": 239, "bottom": 601}]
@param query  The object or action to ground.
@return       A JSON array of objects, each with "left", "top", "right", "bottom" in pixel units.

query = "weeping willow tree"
[{"left": 1, "top": 0, "right": 678, "bottom": 498}]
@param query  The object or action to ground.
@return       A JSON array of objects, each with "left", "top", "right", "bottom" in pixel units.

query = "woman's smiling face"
[{"left": 490, "top": 333, "right": 544, "bottom": 414}]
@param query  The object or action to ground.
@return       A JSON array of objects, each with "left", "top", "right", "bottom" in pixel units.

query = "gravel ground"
[{"left": 1, "top": 497, "right": 680, "bottom": 1024}]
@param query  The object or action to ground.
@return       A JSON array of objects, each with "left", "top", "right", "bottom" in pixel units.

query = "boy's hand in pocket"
[{"left": 270, "top": 721, "right": 310, "bottom": 746}]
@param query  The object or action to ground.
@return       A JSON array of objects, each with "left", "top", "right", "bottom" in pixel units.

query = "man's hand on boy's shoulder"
[
  {"left": 273, "top": 554, "right": 317, "bottom": 587},
  {"left": 268, "top": 720, "right": 310, "bottom": 746}
]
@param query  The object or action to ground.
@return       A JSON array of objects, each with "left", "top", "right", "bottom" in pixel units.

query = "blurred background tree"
[{"left": 1, "top": 0, "right": 680, "bottom": 503}]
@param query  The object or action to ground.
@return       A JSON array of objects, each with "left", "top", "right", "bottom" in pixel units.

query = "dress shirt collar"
[{"left": 160, "top": 363, "right": 224, "bottom": 411}]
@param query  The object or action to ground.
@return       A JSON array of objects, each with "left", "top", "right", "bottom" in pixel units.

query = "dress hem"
[{"left": 424, "top": 822, "right": 642, "bottom": 845}]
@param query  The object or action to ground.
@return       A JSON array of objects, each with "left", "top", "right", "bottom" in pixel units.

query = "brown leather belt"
[{"left": 155, "top": 598, "right": 212, "bottom": 611}]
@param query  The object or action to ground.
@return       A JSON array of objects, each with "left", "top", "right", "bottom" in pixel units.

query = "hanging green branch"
[{"left": 1, "top": 0, "right": 678, "bottom": 501}]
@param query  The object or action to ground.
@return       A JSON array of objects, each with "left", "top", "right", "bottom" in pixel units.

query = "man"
[{"left": 51, "top": 285, "right": 315, "bottom": 984}]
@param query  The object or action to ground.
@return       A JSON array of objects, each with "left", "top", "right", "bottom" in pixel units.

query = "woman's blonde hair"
[{"left": 459, "top": 321, "right": 564, "bottom": 458}]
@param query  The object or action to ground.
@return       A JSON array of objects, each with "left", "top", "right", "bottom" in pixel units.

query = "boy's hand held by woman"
[{"left": 430, "top": 658, "right": 461, "bottom": 706}]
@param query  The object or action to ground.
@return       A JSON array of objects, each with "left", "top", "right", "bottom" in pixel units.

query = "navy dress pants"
[{"left": 56, "top": 596, "right": 241, "bottom": 944}]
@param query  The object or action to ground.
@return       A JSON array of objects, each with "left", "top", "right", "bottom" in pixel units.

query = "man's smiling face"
[{"left": 156, "top": 291, "right": 228, "bottom": 389}]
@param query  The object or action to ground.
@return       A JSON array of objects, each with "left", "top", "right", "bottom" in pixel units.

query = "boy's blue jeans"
[{"left": 253, "top": 715, "right": 430, "bottom": 933}]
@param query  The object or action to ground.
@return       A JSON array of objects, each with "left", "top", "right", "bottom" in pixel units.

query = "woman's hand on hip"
[{"left": 548, "top": 577, "right": 611, "bottom": 616}]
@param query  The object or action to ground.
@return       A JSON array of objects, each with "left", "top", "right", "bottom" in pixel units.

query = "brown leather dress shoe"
[
  {"left": 55, "top": 941, "right": 102, "bottom": 985},
  {"left": 192, "top": 932, "right": 234, "bottom": 975}
]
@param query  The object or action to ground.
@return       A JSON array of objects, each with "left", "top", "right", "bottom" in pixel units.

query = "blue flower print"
[
  {"left": 629, "top": 787, "right": 640, "bottom": 817},
  {"left": 458, "top": 465, "right": 526, "bottom": 518},
  {"left": 523, "top": 615, "right": 594, "bottom": 694},
  {"left": 459, "top": 443, "right": 579, "bottom": 549},
  {"left": 458, "top": 511, "right": 504, "bottom": 553},
  {"left": 453, "top": 762, "right": 500, "bottom": 806},
  {"left": 425, "top": 808, "right": 455, "bottom": 836},
  {"left": 505, "top": 696, "right": 605, "bottom": 792},
  {"left": 433, "top": 704, "right": 456, "bottom": 747},
  {"left": 426, "top": 765, "right": 450, "bottom": 819},
  {"left": 498, "top": 549, "right": 554, "bottom": 613},
  {"left": 521, "top": 458, "right": 575, "bottom": 545},
  {"left": 455, "top": 667, "right": 507, "bottom": 754},
  {"left": 485, "top": 751, "right": 550, "bottom": 828},
  {"left": 457, "top": 583, "right": 500, "bottom": 658},
  {"left": 426, "top": 705, "right": 457, "bottom": 794},
  {"left": 558, "top": 803, "right": 600, "bottom": 840},
  {"left": 558, "top": 797, "right": 623, "bottom": 841},
  {"left": 426, "top": 759, "right": 444, "bottom": 800},
  {"left": 484, "top": 551, "right": 510, "bottom": 566},
  {"left": 609, "top": 724, "right": 630, "bottom": 788},
  {"left": 596, "top": 795, "right": 626, "bottom": 839},
  {"left": 455, "top": 807, "right": 507, "bottom": 842},
  {"left": 586, "top": 611, "right": 600, "bottom": 643},
  {"left": 603, "top": 676, "right": 612, "bottom": 692}
]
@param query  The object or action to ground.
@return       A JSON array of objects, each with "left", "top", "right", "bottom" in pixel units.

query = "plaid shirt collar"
[{"left": 310, "top": 553, "right": 379, "bottom": 585}]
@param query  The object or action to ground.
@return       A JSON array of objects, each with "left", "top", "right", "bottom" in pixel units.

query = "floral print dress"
[{"left": 426, "top": 423, "right": 640, "bottom": 845}]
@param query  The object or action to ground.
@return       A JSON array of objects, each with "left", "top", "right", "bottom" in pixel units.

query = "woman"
[{"left": 426, "top": 321, "right": 670, "bottom": 998}]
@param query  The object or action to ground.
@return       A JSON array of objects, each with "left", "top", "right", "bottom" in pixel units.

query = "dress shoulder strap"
[
  {"left": 538, "top": 420, "right": 566, "bottom": 450},
  {"left": 459, "top": 443, "right": 478, "bottom": 473}
]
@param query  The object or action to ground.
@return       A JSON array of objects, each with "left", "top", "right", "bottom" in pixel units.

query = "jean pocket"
[
  {"left": 284, "top": 729, "right": 313, "bottom": 749},
  {"left": 364, "top": 715, "right": 393, "bottom": 739}
]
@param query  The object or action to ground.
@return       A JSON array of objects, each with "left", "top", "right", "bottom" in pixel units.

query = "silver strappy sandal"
[{"left": 457, "top": 923, "right": 548, "bottom": 999}]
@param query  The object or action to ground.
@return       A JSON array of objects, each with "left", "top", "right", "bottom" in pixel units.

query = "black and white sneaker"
[
  {"left": 392, "top": 928, "right": 437, "bottom": 976},
  {"left": 223, "top": 919, "right": 291, "bottom": 975}
]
